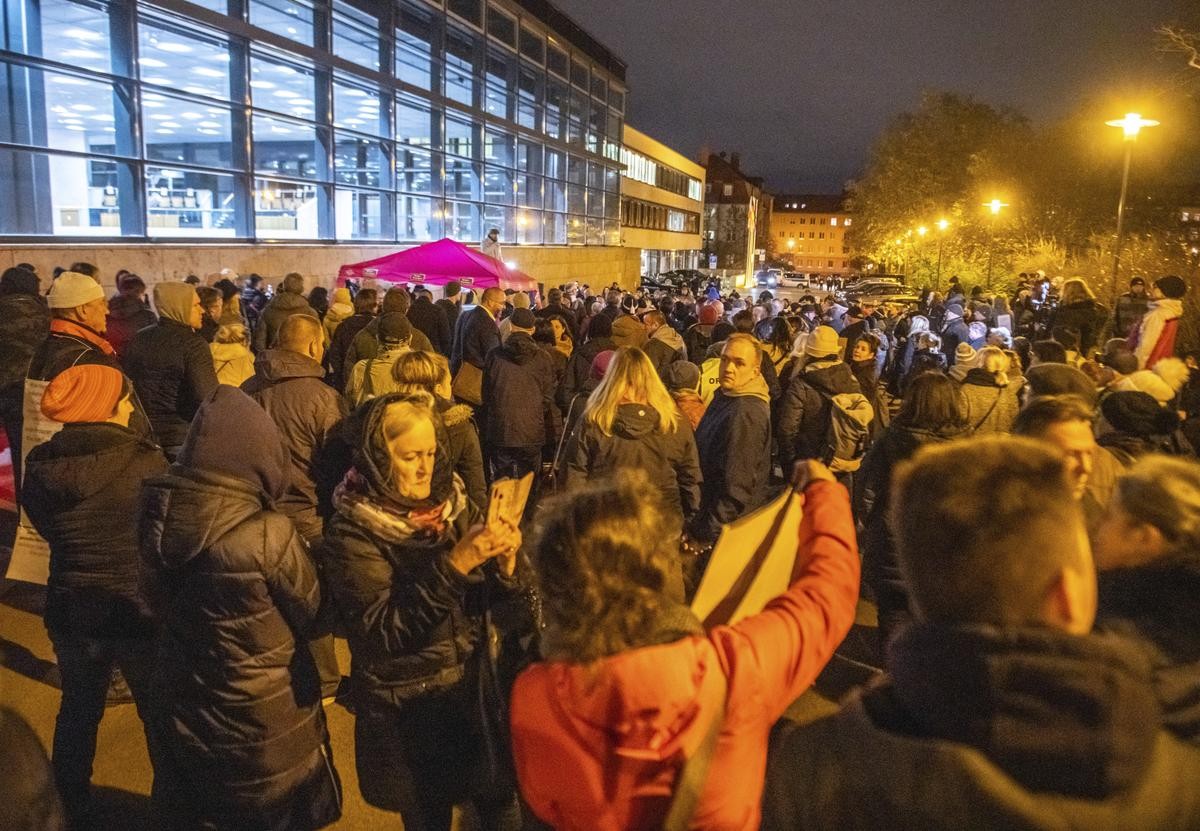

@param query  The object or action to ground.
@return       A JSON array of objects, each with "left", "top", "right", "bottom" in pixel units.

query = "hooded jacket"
[
  {"left": 778, "top": 359, "right": 862, "bottom": 467},
  {"left": 511, "top": 480, "right": 860, "bottom": 831},
  {"left": 1133, "top": 298, "right": 1183, "bottom": 369},
  {"left": 23, "top": 423, "right": 168, "bottom": 639},
  {"left": 481, "top": 332, "right": 556, "bottom": 448},
  {"left": 138, "top": 386, "right": 338, "bottom": 829},
  {"left": 691, "top": 388, "right": 772, "bottom": 542},
  {"left": 566, "top": 402, "right": 701, "bottom": 521},
  {"left": 253, "top": 291, "right": 319, "bottom": 352},
  {"left": 242, "top": 349, "right": 350, "bottom": 542},
  {"left": 122, "top": 316, "right": 219, "bottom": 451},
  {"left": 210, "top": 339, "right": 255, "bottom": 387},
  {"left": 103, "top": 294, "right": 156, "bottom": 357},
  {"left": 644, "top": 325, "right": 687, "bottom": 375},
  {"left": 322, "top": 289, "right": 354, "bottom": 345},
  {"left": 763, "top": 624, "right": 1200, "bottom": 831},
  {"left": 326, "top": 311, "right": 373, "bottom": 390},
  {"left": 318, "top": 393, "right": 502, "bottom": 705}
]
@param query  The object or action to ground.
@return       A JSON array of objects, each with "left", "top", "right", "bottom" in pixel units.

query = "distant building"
[
  {"left": 770, "top": 194, "right": 852, "bottom": 276},
  {"left": 702, "top": 151, "right": 772, "bottom": 279},
  {"left": 620, "top": 126, "right": 705, "bottom": 276}
]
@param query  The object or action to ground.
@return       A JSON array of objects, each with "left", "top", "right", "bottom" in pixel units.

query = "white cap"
[{"left": 47, "top": 272, "right": 105, "bottom": 309}]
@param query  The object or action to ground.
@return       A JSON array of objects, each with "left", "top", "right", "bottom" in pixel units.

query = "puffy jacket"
[
  {"left": 104, "top": 295, "right": 157, "bottom": 357},
  {"left": 763, "top": 625, "right": 1200, "bottom": 831},
  {"left": 691, "top": 390, "right": 772, "bottom": 542},
  {"left": 511, "top": 480, "right": 860, "bottom": 831},
  {"left": 23, "top": 423, "right": 167, "bottom": 639},
  {"left": 481, "top": 332, "right": 556, "bottom": 448},
  {"left": 122, "top": 319, "right": 219, "bottom": 451},
  {"left": 438, "top": 397, "right": 487, "bottom": 513},
  {"left": 345, "top": 345, "right": 412, "bottom": 406},
  {"left": 345, "top": 316, "right": 434, "bottom": 368},
  {"left": 0, "top": 292, "right": 50, "bottom": 392},
  {"left": 406, "top": 296, "right": 452, "bottom": 355},
  {"left": 138, "top": 386, "right": 338, "bottom": 830},
  {"left": 242, "top": 348, "right": 349, "bottom": 542},
  {"left": 322, "top": 300, "right": 353, "bottom": 345},
  {"left": 253, "top": 291, "right": 319, "bottom": 352},
  {"left": 210, "top": 341, "right": 256, "bottom": 387},
  {"left": 778, "top": 360, "right": 862, "bottom": 467},
  {"left": 644, "top": 326, "right": 687, "bottom": 376},
  {"left": 566, "top": 402, "right": 701, "bottom": 520}
]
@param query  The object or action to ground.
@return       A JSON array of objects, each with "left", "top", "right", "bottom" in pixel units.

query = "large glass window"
[
  {"left": 334, "top": 78, "right": 384, "bottom": 137},
  {"left": 252, "top": 114, "right": 325, "bottom": 180},
  {"left": 255, "top": 178, "right": 321, "bottom": 238},
  {"left": 26, "top": 0, "right": 117, "bottom": 75},
  {"left": 397, "top": 194, "right": 435, "bottom": 240},
  {"left": 484, "top": 129, "right": 514, "bottom": 167},
  {"left": 546, "top": 44, "right": 568, "bottom": 78},
  {"left": 332, "top": 2, "right": 379, "bottom": 71},
  {"left": 516, "top": 209, "right": 541, "bottom": 244},
  {"left": 138, "top": 20, "right": 231, "bottom": 100},
  {"left": 251, "top": 52, "right": 316, "bottom": 119},
  {"left": 446, "top": 200, "right": 480, "bottom": 241},
  {"left": 483, "top": 166, "right": 513, "bottom": 206},
  {"left": 517, "top": 139, "right": 542, "bottom": 174},
  {"left": 444, "top": 24, "right": 481, "bottom": 107},
  {"left": 590, "top": 74, "right": 606, "bottom": 103},
  {"left": 396, "top": 1, "right": 438, "bottom": 90},
  {"left": 144, "top": 96, "right": 236, "bottom": 170},
  {"left": 396, "top": 145, "right": 434, "bottom": 193},
  {"left": 516, "top": 174, "right": 541, "bottom": 209},
  {"left": 516, "top": 63, "right": 541, "bottom": 131},
  {"left": 0, "top": 62, "right": 134, "bottom": 157},
  {"left": 544, "top": 79, "right": 566, "bottom": 140},
  {"left": 570, "top": 58, "right": 587, "bottom": 89},
  {"left": 249, "top": 0, "right": 314, "bottom": 47},
  {"left": 518, "top": 27, "right": 543, "bottom": 64},
  {"left": 447, "top": 0, "right": 481, "bottom": 26},
  {"left": 395, "top": 95, "right": 433, "bottom": 147},
  {"left": 146, "top": 165, "right": 240, "bottom": 237},
  {"left": 444, "top": 157, "right": 480, "bottom": 200},
  {"left": 486, "top": 6, "right": 516, "bottom": 48},
  {"left": 444, "top": 114, "right": 475, "bottom": 159},
  {"left": 543, "top": 211, "right": 565, "bottom": 245},
  {"left": 335, "top": 188, "right": 388, "bottom": 240},
  {"left": 0, "top": 148, "right": 138, "bottom": 235},
  {"left": 484, "top": 48, "right": 513, "bottom": 120},
  {"left": 334, "top": 134, "right": 385, "bottom": 188}
]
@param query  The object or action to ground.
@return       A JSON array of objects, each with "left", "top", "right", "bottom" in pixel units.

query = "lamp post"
[
  {"left": 1105, "top": 112, "right": 1159, "bottom": 303},
  {"left": 935, "top": 218, "right": 950, "bottom": 291},
  {"left": 983, "top": 199, "right": 1009, "bottom": 290},
  {"left": 916, "top": 225, "right": 928, "bottom": 284}
]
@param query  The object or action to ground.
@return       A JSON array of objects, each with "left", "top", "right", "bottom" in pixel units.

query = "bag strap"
[
  {"left": 363, "top": 357, "right": 377, "bottom": 398},
  {"left": 972, "top": 386, "right": 1004, "bottom": 431},
  {"left": 662, "top": 670, "right": 729, "bottom": 831}
]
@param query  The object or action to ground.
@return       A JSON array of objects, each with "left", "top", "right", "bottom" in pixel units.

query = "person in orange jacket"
[{"left": 509, "top": 460, "right": 860, "bottom": 831}]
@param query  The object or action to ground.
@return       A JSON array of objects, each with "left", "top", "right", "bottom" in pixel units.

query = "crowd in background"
[{"left": 2, "top": 257, "right": 1200, "bottom": 830}]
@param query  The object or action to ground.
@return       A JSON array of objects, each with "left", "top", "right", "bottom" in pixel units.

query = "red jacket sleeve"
[{"left": 710, "top": 479, "right": 860, "bottom": 721}]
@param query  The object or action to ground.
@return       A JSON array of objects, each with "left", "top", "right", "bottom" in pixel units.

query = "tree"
[{"left": 1159, "top": 25, "right": 1200, "bottom": 71}]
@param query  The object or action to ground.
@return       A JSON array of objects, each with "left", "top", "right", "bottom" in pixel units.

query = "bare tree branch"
[{"left": 1158, "top": 25, "right": 1200, "bottom": 71}]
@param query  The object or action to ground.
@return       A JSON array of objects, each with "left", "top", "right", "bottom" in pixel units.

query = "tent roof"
[{"left": 338, "top": 238, "right": 536, "bottom": 290}]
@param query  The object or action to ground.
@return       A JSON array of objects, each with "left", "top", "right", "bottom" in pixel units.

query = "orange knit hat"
[{"left": 41, "top": 365, "right": 126, "bottom": 423}]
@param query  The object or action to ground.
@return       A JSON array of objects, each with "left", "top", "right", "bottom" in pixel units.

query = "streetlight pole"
[
  {"left": 935, "top": 218, "right": 949, "bottom": 291},
  {"left": 1106, "top": 112, "right": 1159, "bottom": 305},
  {"left": 982, "top": 200, "right": 1008, "bottom": 291}
]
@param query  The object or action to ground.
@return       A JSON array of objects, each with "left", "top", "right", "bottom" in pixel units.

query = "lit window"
[
  {"left": 722, "top": 183, "right": 732, "bottom": 196},
  {"left": 250, "top": 0, "right": 314, "bottom": 47},
  {"left": 830, "top": 217, "right": 838, "bottom": 226}
]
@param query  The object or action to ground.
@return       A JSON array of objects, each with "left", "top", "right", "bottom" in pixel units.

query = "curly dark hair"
[{"left": 530, "top": 471, "right": 679, "bottom": 663}]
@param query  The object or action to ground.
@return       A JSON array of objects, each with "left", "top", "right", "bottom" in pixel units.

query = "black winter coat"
[
  {"left": 691, "top": 390, "right": 771, "bottom": 542},
  {"left": 481, "top": 332, "right": 556, "bottom": 448},
  {"left": 1097, "top": 560, "right": 1200, "bottom": 744},
  {"left": 778, "top": 360, "right": 862, "bottom": 467},
  {"left": 406, "top": 296, "right": 452, "bottom": 356},
  {"left": 558, "top": 335, "right": 615, "bottom": 411},
  {"left": 435, "top": 297, "right": 461, "bottom": 334},
  {"left": 1049, "top": 299, "right": 1108, "bottom": 355},
  {"left": 122, "top": 319, "right": 219, "bottom": 451},
  {"left": 0, "top": 292, "right": 50, "bottom": 392},
  {"left": 566, "top": 402, "right": 702, "bottom": 521},
  {"left": 450, "top": 305, "right": 500, "bottom": 375},
  {"left": 345, "top": 316, "right": 434, "bottom": 367},
  {"left": 438, "top": 397, "right": 487, "bottom": 513},
  {"left": 139, "top": 387, "right": 337, "bottom": 830},
  {"left": 104, "top": 294, "right": 157, "bottom": 356},
  {"left": 242, "top": 349, "right": 349, "bottom": 542},
  {"left": 941, "top": 318, "right": 970, "bottom": 365},
  {"left": 23, "top": 423, "right": 167, "bottom": 639},
  {"left": 253, "top": 292, "right": 319, "bottom": 352}
]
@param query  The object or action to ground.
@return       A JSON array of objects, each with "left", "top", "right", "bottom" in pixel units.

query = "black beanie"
[
  {"left": 1155, "top": 275, "right": 1186, "bottom": 300},
  {"left": 1101, "top": 391, "right": 1179, "bottom": 436},
  {"left": 178, "top": 386, "right": 289, "bottom": 501}
]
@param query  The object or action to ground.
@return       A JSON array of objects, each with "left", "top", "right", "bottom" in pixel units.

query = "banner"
[{"left": 5, "top": 377, "right": 61, "bottom": 585}]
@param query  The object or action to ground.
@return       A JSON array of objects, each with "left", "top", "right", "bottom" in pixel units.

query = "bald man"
[{"left": 451, "top": 286, "right": 505, "bottom": 378}]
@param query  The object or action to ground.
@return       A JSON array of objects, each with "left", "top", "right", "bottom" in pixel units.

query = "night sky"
[{"left": 552, "top": 0, "right": 1195, "bottom": 193}]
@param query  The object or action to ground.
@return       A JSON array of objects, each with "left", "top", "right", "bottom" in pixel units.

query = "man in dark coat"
[
  {"left": 406, "top": 287, "right": 452, "bottom": 356},
  {"left": 240, "top": 274, "right": 268, "bottom": 332},
  {"left": 481, "top": 308, "right": 556, "bottom": 496},
  {"left": 346, "top": 287, "right": 434, "bottom": 368},
  {"left": 534, "top": 287, "right": 580, "bottom": 341},
  {"left": 641, "top": 310, "right": 687, "bottom": 376},
  {"left": 778, "top": 326, "right": 864, "bottom": 469},
  {"left": 435, "top": 280, "right": 464, "bottom": 334},
  {"left": 253, "top": 272, "right": 319, "bottom": 352},
  {"left": 326, "top": 288, "right": 376, "bottom": 391},
  {"left": 940, "top": 303, "right": 970, "bottom": 366},
  {"left": 558, "top": 313, "right": 615, "bottom": 411},
  {"left": 763, "top": 436, "right": 1200, "bottom": 831},
  {"left": 242, "top": 314, "right": 349, "bottom": 701},
  {"left": 22, "top": 365, "right": 168, "bottom": 824},
  {"left": 690, "top": 334, "right": 772, "bottom": 543},
  {"left": 122, "top": 282, "right": 219, "bottom": 459},
  {"left": 139, "top": 386, "right": 341, "bottom": 830},
  {"left": 1113, "top": 276, "right": 1150, "bottom": 340},
  {"left": 450, "top": 287, "right": 505, "bottom": 377},
  {"left": 0, "top": 266, "right": 50, "bottom": 498}
]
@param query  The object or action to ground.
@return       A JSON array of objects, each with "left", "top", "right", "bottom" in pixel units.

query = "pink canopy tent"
[{"left": 338, "top": 237, "right": 537, "bottom": 291}]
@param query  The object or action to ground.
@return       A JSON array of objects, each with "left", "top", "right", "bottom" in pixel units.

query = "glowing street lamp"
[
  {"left": 1105, "top": 113, "right": 1160, "bottom": 301},
  {"left": 982, "top": 199, "right": 1009, "bottom": 289}
]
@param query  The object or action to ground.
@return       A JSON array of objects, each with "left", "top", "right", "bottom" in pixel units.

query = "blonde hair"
[
  {"left": 391, "top": 350, "right": 450, "bottom": 396},
  {"left": 380, "top": 392, "right": 436, "bottom": 444},
  {"left": 584, "top": 347, "right": 678, "bottom": 436},
  {"left": 213, "top": 322, "right": 249, "bottom": 346},
  {"left": 1059, "top": 278, "right": 1095, "bottom": 306},
  {"left": 978, "top": 345, "right": 1011, "bottom": 387}
]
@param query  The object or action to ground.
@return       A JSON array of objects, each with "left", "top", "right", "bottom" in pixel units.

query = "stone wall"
[{"left": 0, "top": 243, "right": 642, "bottom": 292}]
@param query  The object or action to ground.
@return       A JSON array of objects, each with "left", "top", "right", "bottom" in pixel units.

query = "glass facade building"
[{"left": 0, "top": 0, "right": 626, "bottom": 246}]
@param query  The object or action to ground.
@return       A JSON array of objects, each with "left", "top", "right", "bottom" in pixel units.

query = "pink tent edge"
[{"left": 337, "top": 238, "right": 538, "bottom": 291}]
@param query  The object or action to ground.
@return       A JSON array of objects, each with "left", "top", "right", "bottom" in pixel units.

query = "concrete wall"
[{"left": 0, "top": 243, "right": 643, "bottom": 293}]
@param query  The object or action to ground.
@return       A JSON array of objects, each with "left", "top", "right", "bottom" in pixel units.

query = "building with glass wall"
[
  {"left": 619, "top": 125, "right": 703, "bottom": 277},
  {"left": 0, "top": 0, "right": 638, "bottom": 285}
]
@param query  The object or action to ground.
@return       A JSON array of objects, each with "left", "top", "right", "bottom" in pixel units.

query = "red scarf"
[{"left": 50, "top": 318, "right": 116, "bottom": 356}]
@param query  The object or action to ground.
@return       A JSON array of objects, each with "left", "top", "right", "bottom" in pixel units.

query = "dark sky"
[{"left": 552, "top": 0, "right": 1195, "bottom": 193}]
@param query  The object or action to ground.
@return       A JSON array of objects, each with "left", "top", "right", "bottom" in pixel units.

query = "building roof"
[
  {"left": 511, "top": 0, "right": 627, "bottom": 82},
  {"left": 773, "top": 194, "right": 848, "bottom": 213}
]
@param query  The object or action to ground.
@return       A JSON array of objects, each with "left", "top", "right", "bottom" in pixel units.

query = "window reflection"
[
  {"left": 139, "top": 20, "right": 231, "bottom": 100},
  {"left": 253, "top": 114, "right": 323, "bottom": 180},
  {"left": 255, "top": 178, "right": 320, "bottom": 238},
  {"left": 147, "top": 166, "right": 238, "bottom": 236},
  {"left": 251, "top": 52, "right": 316, "bottom": 118},
  {"left": 250, "top": 0, "right": 314, "bottom": 46}
]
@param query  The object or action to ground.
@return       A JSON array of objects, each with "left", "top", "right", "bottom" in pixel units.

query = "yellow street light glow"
[
  {"left": 1105, "top": 112, "right": 1160, "bottom": 141},
  {"left": 936, "top": 218, "right": 950, "bottom": 231},
  {"left": 917, "top": 225, "right": 928, "bottom": 236},
  {"left": 984, "top": 199, "right": 1009, "bottom": 215}
]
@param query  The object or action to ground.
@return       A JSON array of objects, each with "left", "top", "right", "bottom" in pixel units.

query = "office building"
[
  {"left": 770, "top": 193, "right": 852, "bottom": 276},
  {"left": 618, "top": 125, "right": 704, "bottom": 277}
]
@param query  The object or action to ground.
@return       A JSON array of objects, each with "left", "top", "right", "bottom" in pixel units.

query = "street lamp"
[
  {"left": 982, "top": 200, "right": 1009, "bottom": 290},
  {"left": 1105, "top": 112, "right": 1159, "bottom": 302},
  {"left": 935, "top": 218, "right": 950, "bottom": 290}
]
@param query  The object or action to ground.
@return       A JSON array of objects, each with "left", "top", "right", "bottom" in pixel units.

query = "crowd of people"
[{"left": 2, "top": 257, "right": 1200, "bottom": 830}]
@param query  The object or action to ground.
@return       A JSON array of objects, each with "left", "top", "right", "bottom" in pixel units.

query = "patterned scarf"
[{"left": 333, "top": 467, "right": 467, "bottom": 544}]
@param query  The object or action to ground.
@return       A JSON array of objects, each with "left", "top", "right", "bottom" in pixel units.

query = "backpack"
[
  {"left": 699, "top": 356, "right": 722, "bottom": 405},
  {"left": 816, "top": 389, "right": 874, "bottom": 472}
]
